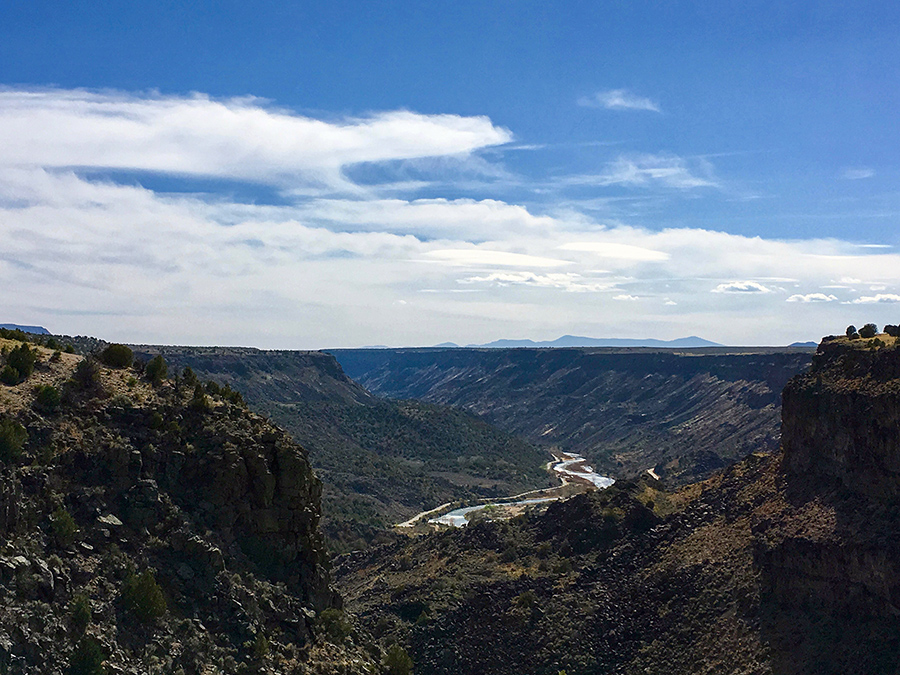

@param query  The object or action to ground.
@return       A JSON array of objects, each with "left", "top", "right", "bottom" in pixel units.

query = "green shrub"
[
  {"left": 145, "top": 355, "right": 168, "bottom": 386},
  {"left": 122, "top": 569, "right": 167, "bottom": 622},
  {"left": 51, "top": 507, "right": 78, "bottom": 547},
  {"left": 45, "top": 337, "right": 60, "bottom": 350},
  {"left": 383, "top": 644, "right": 413, "bottom": 675},
  {"left": 251, "top": 631, "right": 269, "bottom": 660},
  {"left": 64, "top": 344, "right": 76, "bottom": 354},
  {"left": 0, "top": 365, "right": 19, "bottom": 385},
  {"left": 67, "top": 636, "right": 105, "bottom": 675},
  {"left": 70, "top": 594, "right": 92, "bottom": 635},
  {"left": 0, "top": 328, "right": 28, "bottom": 341},
  {"left": 0, "top": 417, "right": 27, "bottom": 463},
  {"left": 50, "top": 350, "right": 62, "bottom": 363},
  {"left": 316, "top": 608, "right": 352, "bottom": 643},
  {"left": 181, "top": 367, "right": 198, "bottom": 387},
  {"left": 190, "top": 384, "right": 211, "bottom": 412},
  {"left": 99, "top": 344, "right": 133, "bottom": 368},
  {"left": 514, "top": 590, "right": 536, "bottom": 609},
  {"left": 859, "top": 323, "right": 878, "bottom": 339},
  {"left": 149, "top": 411, "right": 164, "bottom": 429},
  {"left": 35, "top": 384, "right": 62, "bottom": 411},
  {"left": 69, "top": 358, "right": 102, "bottom": 393},
  {"left": 6, "top": 343, "right": 37, "bottom": 382}
]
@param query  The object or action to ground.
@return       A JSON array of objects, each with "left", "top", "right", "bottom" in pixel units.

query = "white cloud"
[
  {"left": 0, "top": 89, "right": 511, "bottom": 189},
  {"left": 613, "top": 294, "right": 641, "bottom": 301},
  {"left": 565, "top": 154, "right": 717, "bottom": 189},
  {"left": 557, "top": 241, "right": 669, "bottom": 261},
  {"left": 578, "top": 89, "right": 660, "bottom": 113},
  {"left": 786, "top": 293, "right": 838, "bottom": 303},
  {"left": 842, "top": 167, "right": 875, "bottom": 180},
  {"left": 459, "top": 272, "right": 614, "bottom": 293},
  {"left": 850, "top": 294, "right": 900, "bottom": 304},
  {"left": 306, "top": 197, "right": 557, "bottom": 239},
  {"left": 712, "top": 281, "right": 775, "bottom": 294},
  {"left": 5, "top": 87, "right": 900, "bottom": 348},
  {"left": 422, "top": 249, "right": 571, "bottom": 268}
]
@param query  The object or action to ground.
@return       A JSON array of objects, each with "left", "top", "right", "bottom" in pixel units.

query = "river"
[{"left": 420, "top": 452, "right": 615, "bottom": 528}]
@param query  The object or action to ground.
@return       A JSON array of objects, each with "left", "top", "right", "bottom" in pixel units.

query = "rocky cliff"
[
  {"left": 0, "top": 338, "right": 379, "bottom": 673},
  {"left": 782, "top": 335, "right": 900, "bottom": 499}
]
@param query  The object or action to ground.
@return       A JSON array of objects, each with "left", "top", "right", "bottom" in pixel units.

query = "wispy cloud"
[
  {"left": 558, "top": 241, "right": 669, "bottom": 261},
  {"left": 613, "top": 294, "right": 641, "bottom": 301},
  {"left": 578, "top": 89, "right": 660, "bottom": 113},
  {"left": 459, "top": 271, "right": 614, "bottom": 293},
  {"left": 563, "top": 154, "right": 717, "bottom": 190},
  {"left": 850, "top": 294, "right": 900, "bottom": 304},
  {"left": 842, "top": 167, "right": 875, "bottom": 180},
  {"left": 422, "top": 249, "right": 570, "bottom": 268},
  {"left": 786, "top": 293, "right": 838, "bottom": 303},
  {"left": 712, "top": 281, "right": 775, "bottom": 294}
]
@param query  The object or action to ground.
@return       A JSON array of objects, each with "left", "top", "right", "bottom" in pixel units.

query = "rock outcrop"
[
  {"left": 0, "top": 339, "right": 378, "bottom": 674},
  {"left": 782, "top": 335, "right": 900, "bottom": 499}
]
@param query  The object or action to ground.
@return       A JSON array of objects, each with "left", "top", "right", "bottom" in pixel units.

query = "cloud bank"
[{"left": 1, "top": 88, "right": 898, "bottom": 348}]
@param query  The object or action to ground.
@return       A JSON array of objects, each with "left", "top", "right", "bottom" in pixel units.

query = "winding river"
[{"left": 416, "top": 452, "right": 615, "bottom": 528}]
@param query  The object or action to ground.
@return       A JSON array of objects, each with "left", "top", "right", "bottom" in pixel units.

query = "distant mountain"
[
  {"left": 469, "top": 334, "right": 723, "bottom": 348},
  {"left": 432, "top": 341, "right": 461, "bottom": 348},
  {"left": 0, "top": 323, "right": 49, "bottom": 334},
  {"left": 789, "top": 341, "right": 818, "bottom": 348}
]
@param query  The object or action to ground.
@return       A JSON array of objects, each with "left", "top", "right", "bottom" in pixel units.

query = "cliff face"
[
  {"left": 782, "top": 336, "right": 900, "bottom": 499},
  {"left": 0, "top": 340, "right": 378, "bottom": 674},
  {"left": 332, "top": 347, "right": 814, "bottom": 485},
  {"left": 762, "top": 336, "right": 900, "bottom": 623}
]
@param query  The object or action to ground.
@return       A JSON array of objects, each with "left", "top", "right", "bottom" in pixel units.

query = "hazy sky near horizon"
[{"left": 1, "top": 2, "right": 899, "bottom": 348}]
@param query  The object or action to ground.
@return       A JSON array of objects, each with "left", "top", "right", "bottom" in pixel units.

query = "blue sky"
[{"left": 1, "top": 1, "right": 899, "bottom": 347}]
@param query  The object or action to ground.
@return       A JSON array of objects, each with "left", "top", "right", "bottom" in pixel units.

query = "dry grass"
[{"left": 0, "top": 338, "right": 80, "bottom": 412}]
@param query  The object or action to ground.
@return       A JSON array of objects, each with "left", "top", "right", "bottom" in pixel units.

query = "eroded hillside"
[{"left": 332, "top": 347, "right": 814, "bottom": 485}]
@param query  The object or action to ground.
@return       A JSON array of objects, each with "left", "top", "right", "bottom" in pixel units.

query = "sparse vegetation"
[{"left": 251, "top": 631, "right": 269, "bottom": 660}]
